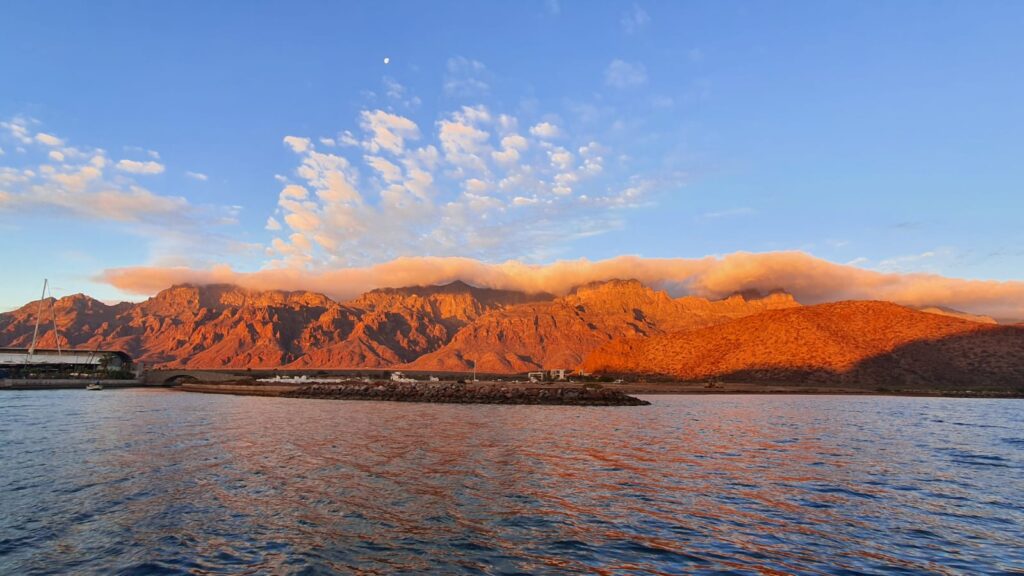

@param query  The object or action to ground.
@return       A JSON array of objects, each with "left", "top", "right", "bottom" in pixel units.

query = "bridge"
[{"left": 141, "top": 369, "right": 245, "bottom": 386}]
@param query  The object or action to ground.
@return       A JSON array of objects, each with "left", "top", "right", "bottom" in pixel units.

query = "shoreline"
[
  {"left": 3, "top": 376, "right": 1019, "bottom": 399},
  {"left": 174, "top": 379, "right": 1024, "bottom": 400},
  {"left": 181, "top": 380, "right": 650, "bottom": 406},
  {"left": 603, "top": 381, "right": 1024, "bottom": 398}
]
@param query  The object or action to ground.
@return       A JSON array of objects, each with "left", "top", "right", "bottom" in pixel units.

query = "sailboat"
[{"left": 28, "top": 279, "right": 98, "bottom": 389}]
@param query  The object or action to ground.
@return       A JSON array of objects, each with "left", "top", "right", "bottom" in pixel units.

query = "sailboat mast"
[
  {"left": 28, "top": 279, "right": 47, "bottom": 355},
  {"left": 50, "top": 282, "right": 62, "bottom": 356}
]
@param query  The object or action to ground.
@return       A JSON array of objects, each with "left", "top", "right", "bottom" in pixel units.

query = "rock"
[{"left": 281, "top": 380, "right": 649, "bottom": 406}]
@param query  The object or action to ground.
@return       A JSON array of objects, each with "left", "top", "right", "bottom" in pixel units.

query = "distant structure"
[
  {"left": 390, "top": 371, "right": 416, "bottom": 383},
  {"left": 527, "top": 369, "right": 568, "bottom": 383},
  {"left": 0, "top": 348, "right": 133, "bottom": 378}
]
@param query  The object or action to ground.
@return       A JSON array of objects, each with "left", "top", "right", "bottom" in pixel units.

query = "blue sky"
[{"left": 1, "top": 1, "right": 1022, "bottom": 311}]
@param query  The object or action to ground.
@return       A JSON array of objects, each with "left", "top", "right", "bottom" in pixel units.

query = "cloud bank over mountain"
[{"left": 99, "top": 251, "right": 1024, "bottom": 320}]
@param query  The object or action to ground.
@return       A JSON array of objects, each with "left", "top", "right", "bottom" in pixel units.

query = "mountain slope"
[
  {"left": 0, "top": 282, "right": 542, "bottom": 368},
  {"left": 404, "top": 280, "right": 800, "bottom": 373},
  {"left": 581, "top": 301, "right": 1024, "bottom": 389}
]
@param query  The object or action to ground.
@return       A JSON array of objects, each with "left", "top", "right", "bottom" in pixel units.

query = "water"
[{"left": 1, "top": 390, "right": 1022, "bottom": 575}]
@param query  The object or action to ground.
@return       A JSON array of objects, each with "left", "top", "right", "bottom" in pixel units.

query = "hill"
[
  {"left": 580, "top": 301, "right": 1024, "bottom": 390},
  {"left": 0, "top": 282, "right": 539, "bottom": 369},
  {"left": 404, "top": 280, "right": 799, "bottom": 372},
  {"left": 0, "top": 280, "right": 797, "bottom": 371}
]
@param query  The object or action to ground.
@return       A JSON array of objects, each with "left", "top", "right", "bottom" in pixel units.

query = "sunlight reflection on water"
[{"left": 1, "top": 390, "right": 1022, "bottom": 574}]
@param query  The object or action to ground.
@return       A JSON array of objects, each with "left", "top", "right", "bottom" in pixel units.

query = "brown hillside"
[
  {"left": 581, "top": 301, "right": 1024, "bottom": 389},
  {"left": 404, "top": 280, "right": 799, "bottom": 373},
  {"left": 0, "top": 282, "right": 539, "bottom": 369}
]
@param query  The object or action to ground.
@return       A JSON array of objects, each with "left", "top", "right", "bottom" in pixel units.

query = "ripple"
[{"left": 0, "top": 390, "right": 1022, "bottom": 574}]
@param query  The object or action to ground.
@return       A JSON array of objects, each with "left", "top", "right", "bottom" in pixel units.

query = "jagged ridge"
[{"left": 0, "top": 279, "right": 794, "bottom": 370}]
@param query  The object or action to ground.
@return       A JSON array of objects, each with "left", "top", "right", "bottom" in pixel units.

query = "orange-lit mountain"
[
  {"left": 3, "top": 282, "right": 1017, "bottom": 386},
  {"left": 0, "top": 282, "right": 544, "bottom": 369},
  {"left": 404, "top": 280, "right": 799, "bottom": 372},
  {"left": 0, "top": 280, "right": 796, "bottom": 370},
  {"left": 581, "top": 301, "right": 1024, "bottom": 389}
]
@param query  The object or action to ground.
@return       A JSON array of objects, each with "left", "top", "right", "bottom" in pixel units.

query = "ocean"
[{"left": 1, "top": 390, "right": 1021, "bottom": 574}]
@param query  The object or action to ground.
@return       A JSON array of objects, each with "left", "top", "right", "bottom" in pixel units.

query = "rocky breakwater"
[{"left": 282, "top": 381, "right": 650, "bottom": 406}]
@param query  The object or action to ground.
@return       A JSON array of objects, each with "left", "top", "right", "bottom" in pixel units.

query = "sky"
[{"left": 1, "top": 1, "right": 1023, "bottom": 316}]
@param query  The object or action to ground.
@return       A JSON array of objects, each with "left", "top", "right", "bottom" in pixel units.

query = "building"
[
  {"left": 0, "top": 348, "right": 133, "bottom": 377},
  {"left": 526, "top": 369, "right": 568, "bottom": 382}
]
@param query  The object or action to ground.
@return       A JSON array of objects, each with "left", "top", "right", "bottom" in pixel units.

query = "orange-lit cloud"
[{"left": 98, "top": 251, "right": 1024, "bottom": 320}]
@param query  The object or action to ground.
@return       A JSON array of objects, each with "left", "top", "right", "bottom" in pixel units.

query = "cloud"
[
  {"left": 98, "top": 251, "right": 1024, "bottom": 319},
  {"left": 283, "top": 136, "right": 312, "bottom": 154},
  {"left": 877, "top": 250, "right": 939, "bottom": 272},
  {"left": 529, "top": 122, "right": 561, "bottom": 139},
  {"left": 444, "top": 57, "right": 491, "bottom": 97},
  {"left": 381, "top": 76, "right": 422, "bottom": 109},
  {"left": 0, "top": 117, "right": 240, "bottom": 242},
  {"left": 621, "top": 4, "right": 650, "bottom": 34},
  {"left": 35, "top": 132, "right": 64, "bottom": 147},
  {"left": 360, "top": 110, "right": 420, "bottom": 154},
  {"left": 185, "top": 171, "right": 208, "bottom": 181},
  {"left": 116, "top": 159, "right": 165, "bottom": 175},
  {"left": 605, "top": 59, "right": 648, "bottom": 88},
  {"left": 1, "top": 118, "right": 34, "bottom": 144},
  {"left": 267, "top": 104, "right": 644, "bottom": 266}
]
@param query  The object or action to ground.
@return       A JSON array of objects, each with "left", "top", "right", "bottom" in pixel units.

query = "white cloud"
[
  {"left": 529, "top": 122, "right": 561, "bottom": 139},
  {"left": 502, "top": 134, "right": 528, "bottom": 151},
  {"left": 621, "top": 4, "right": 650, "bottom": 34},
  {"left": 267, "top": 103, "right": 644, "bottom": 266},
  {"left": 338, "top": 130, "right": 359, "bottom": 147},
  {"left": 877, "top": 250, "right": 941, "bottom": 273},
  {"left": 116, "top": 159, "right": 165, "bottom": 175},
  {"left": 283, "top": 136, "right": 312, "bottom": 154},
  {"left": 35, "top": 132, "right": 64, "bottom": 147},
  {"left": 1, "top": 118, "right": 34, "bottom": 144},
  {"left": 185, "top": 171, "right": 208, "bottom": 181},
  {"left": 360, "top": 110, "right": 421, "bottom": 155},
  {"left": 100, "top": 251, "right": 1024, "bottom": 320},
  {"left": 381, "top": 76, "right": 422, "bottom": 109},
  {"left": 605, "top": 59, "right": 648, "bottom": 88},
  {"left": 0, "top": 116, "right": 239, "bottom": 256},
  {"left": 491, "top": 134, "right": 529, "bottom": 166},
  {"left": 444, "top": 57, "right": 491, "bottom": 97},
  {"left": 365, "top": 155, "right": 403, "bottom": 183},
  {"left": 548, "top": 147, "right": 574, "bottom": 171},
  {"left": 438, "top": 106, "right": 492, "bottom": 174},
  {"left": 265, "top": 216, "right": 282, "bottom": 231}
]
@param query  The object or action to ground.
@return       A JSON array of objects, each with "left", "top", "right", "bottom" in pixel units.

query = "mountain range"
[
  {"left": 2, "top": 280, "right": 1022, "bottom": 389},
  {"left": 582, "top": 300, "right": 1024, "bottom": 389}
]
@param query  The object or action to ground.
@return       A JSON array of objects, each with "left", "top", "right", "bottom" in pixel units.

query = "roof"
[{"left": 0, "top": 348, "right": 132, "bottom": 362}]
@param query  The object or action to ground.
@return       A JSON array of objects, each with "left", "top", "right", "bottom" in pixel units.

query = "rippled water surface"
[{"left": 1, "top": 390, "right": 1022, "bottom": 574}]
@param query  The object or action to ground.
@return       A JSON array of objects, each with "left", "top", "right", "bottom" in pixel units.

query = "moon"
[{"left": 383, "top": 57, "right": 390, "bottom": 64}]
